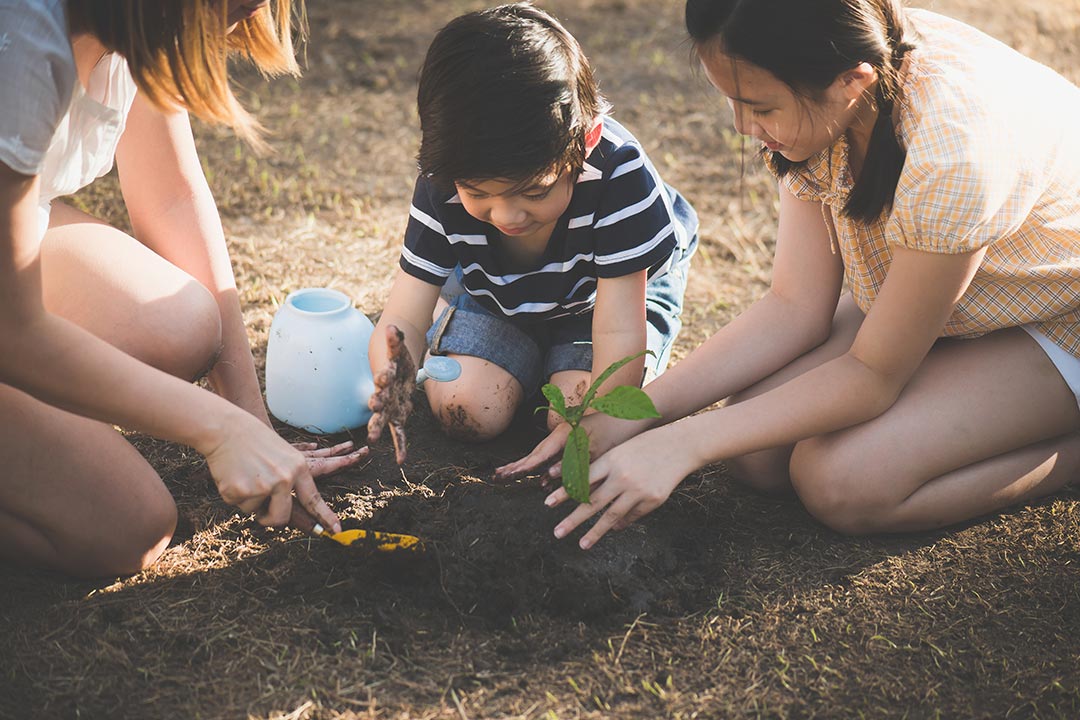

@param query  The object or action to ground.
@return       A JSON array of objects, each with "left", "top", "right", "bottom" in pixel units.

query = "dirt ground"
[{"left": 3, "top": 1, "right": 1080, "bottom": 718}]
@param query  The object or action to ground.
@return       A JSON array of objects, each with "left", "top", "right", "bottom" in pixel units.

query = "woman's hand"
[
  {"left": 493, "top": 412, "right": 647, "bottom": 483},
  {"left": 367, "top": 324, "right": 416, "bottom": 465},
  {"left": 544, "top": 424, "right": 696, "bottom": 549},
  {"left": 292, "top": 439, "right": 370, "bottom": 478},
  {"left": 201, "top": 409, "right": 343, "bottom": 533}
]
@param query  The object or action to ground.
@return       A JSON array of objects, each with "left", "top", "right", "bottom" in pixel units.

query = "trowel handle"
[{"left": 288, "top": 499, "right": 331, "bottom": 538}]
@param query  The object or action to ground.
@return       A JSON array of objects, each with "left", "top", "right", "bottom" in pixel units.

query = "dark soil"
[{"left": 3, "top": 1, "right": 1080, "bottom": 719}]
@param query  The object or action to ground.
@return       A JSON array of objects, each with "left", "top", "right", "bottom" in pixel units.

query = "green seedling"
[{"left": 540, "top": 351, "right": 661, "bottom": 503}]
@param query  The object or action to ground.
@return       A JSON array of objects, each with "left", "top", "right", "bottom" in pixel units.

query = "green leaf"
[
  {"left": 541, "top": 383, "right": 568, "bottom": 421},
  {"left": 590, "top": 386, "right": 661, "bottom": 420},
  {"left": 579, "top": 350, "right": 655, "bottom": 411},
  {"left": 561, "top": 425, "right": 591, "bottom": 504}
]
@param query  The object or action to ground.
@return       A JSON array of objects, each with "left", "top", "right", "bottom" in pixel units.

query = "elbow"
[{"left": 844, "top": 352, "right": 905, "bottom": 420}]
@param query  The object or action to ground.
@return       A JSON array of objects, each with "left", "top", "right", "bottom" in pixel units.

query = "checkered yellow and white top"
[{"left": 773, "top": 10, "right": 1080, "bottom": 358}]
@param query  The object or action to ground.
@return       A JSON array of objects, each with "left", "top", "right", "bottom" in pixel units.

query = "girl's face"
[
  {"left": 455, "top": 170, "right": 575, "bottom": 245},
  {"left": 699, "top": 47, "right": 873, "bottom": 163}
]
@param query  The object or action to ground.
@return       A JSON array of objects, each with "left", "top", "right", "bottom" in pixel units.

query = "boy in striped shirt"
[{"left": 368, "top": 3, "right": 697, "bottom": 447}]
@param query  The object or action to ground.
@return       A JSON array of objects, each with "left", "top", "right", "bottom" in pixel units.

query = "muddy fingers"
[{"left": 367, "top": 324, "right": 416, "bottom": 464}]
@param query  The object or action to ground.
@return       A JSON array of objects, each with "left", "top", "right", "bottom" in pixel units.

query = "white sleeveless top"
[{"left": 0, "top": 0, "right": 138, "bottom": 239}]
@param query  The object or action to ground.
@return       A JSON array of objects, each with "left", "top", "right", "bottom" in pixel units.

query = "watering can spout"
[{"left": 416, "top": 355, "right": 462, "bottom": 386}]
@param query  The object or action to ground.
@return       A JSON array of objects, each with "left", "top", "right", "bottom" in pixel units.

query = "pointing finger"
[{"left": 292, "top": 473, "right": 341, "bottom": 534}]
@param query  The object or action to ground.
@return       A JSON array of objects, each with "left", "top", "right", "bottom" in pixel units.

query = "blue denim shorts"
[{"left": 424, "top": 239, "right": 697, "bottom": 396}]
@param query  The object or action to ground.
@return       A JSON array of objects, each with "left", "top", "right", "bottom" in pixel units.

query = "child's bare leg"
[
  {"left": 789, "top": 326, "right": 1080, "bottom": 534},
  {"left": 725, "top": 295, "right": 865, "bottom": 494},
  {"left": 0, "top": 205, "right": 224, "bottom": 577},
  {"left": 424, "top": 355, "right": 523, "bottom": 442},
  {"left": 547, "top": 369, "right": 590, "bottom": 431}
]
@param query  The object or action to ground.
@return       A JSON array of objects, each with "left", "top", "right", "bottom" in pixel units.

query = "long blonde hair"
[{"left": 67, "top": 0, "right": 304, "bottom": 147}]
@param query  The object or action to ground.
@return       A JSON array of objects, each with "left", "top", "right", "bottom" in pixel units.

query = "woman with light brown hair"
[{"left": 0, "top": 0, "right": 364, "bottom": 578}]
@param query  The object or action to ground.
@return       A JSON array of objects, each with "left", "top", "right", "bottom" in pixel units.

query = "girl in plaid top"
[{"left": 499, "top": 0, "right": 1080, "bottom": 549}]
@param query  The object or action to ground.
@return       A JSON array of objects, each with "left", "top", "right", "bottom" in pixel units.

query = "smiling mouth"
[{"left": 497, "top": 224, "right": 533, "bottom": 236}]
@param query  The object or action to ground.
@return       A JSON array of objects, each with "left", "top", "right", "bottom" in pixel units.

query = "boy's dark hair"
[
  {"left": 686, "top": 0, "right": 915, "bottom": 223},
  {"left": 417, "top": 2, "right": 611, "bottom": 190}
]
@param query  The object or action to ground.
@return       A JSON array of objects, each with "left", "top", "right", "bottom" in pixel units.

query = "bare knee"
[
  {"left": 57, "top": 492, "right": 177, "bottom": 579},
  {"left": 138, "top": 280, "right": 223, "bottom": 381},
  {"left": 726, "top": 451, "right": 795, "bottom": 496},
  {"left": 101, "top": 498, "right": 177, "bottom": 577},
  {"left": 789, "top": 438, "right": 887, "bottom": 535},
  {"left": 546, "top": 408, "right": 570, "bottom": 432},
  {"left": 429, "top": 388, "right": 517, "bottom": 442},
  {"left": 171, "top": 282, "right": 223, "bottom": 381},
  {"left": 434, "top": 399, "right": 514, "bottom": 442}
]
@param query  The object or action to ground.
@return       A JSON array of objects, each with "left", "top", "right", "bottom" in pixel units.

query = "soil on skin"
[{"left": 3, "top": 1, "right": 1080, "bottom": 719}]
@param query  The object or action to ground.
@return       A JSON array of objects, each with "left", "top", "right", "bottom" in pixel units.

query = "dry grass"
[{"left": 3, "top": 1, "right": 1080, "bottom": 719}]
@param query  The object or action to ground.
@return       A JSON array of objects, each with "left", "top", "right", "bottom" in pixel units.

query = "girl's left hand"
[
  {"left": 292, "top": 439, "right": 370, "bottom": 477},
  {"left": 545, "top": 426, "right": 696, "bottom": 549}
]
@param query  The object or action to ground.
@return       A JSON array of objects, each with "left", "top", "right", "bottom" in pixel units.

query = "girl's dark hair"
[
  {"left": 686, "top": 0, "right": 914, "bottom": 222},
  {"left": 416, "top": 2, "right": 611, "bottom": 190}
]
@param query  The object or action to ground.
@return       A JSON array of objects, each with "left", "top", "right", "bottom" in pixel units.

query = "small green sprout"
[{"left": 539, "top": 351, "right": 661, "bottom": 503}]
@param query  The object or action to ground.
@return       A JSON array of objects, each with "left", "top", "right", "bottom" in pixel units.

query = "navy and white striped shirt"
[{"left": 400, "top": 117, "right": 697, "bottom": 322}]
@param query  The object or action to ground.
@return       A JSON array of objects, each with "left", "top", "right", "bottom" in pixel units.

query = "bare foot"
[{"left": 367, "top": 324, "right": 416, "bottom": 464}]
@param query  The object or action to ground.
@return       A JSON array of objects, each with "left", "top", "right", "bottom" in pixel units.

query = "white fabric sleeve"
[{"left": 0, "top": 0, "right": 76, "bottom": 175}]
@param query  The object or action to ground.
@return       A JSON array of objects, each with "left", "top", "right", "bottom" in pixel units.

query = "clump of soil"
[{"left": 375, "top": 480, "right": 683, "bottom": 620}]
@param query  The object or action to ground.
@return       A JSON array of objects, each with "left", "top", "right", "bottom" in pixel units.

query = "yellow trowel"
[{"left": 290, "top": 501, "right": 424, "bottom": 553}]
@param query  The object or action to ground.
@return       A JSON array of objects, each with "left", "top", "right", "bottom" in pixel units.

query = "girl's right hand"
[
  {"left": 201, "top": 409, "right": 342, "bottom": 533},
  {"left": 493, "top": 412, "right": 644, "bottom": 483}
]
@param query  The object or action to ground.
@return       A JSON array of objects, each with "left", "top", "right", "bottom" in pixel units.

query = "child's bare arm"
[
  {"left": 590, "top": 270, "right": 649, "bottom": 395},
  {"left": 369, "top": 269, "right": 441, "bottom": 375}
]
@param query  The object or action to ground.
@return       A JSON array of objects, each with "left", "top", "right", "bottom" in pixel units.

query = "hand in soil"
[
  {"left": 493, "top": 422, "right": 571, "bottom": 483},
  {"left": 494, "top": 412, "right": 642, "bottom": 482},
  {"left": 546, "top": 423, "right": 694, "bottom": 549},
  {"left": 367, "top": 324, "right": 415, "bottom": 465},
  {"left": 291, "top": 440, "right": 370, "bottom": 477},
  {"left": 203, "top": 409, "right": 342, "bottom": 533}
]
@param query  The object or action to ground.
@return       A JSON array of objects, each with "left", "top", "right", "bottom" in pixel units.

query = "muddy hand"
[{"left": 367, "top": 324, "right": 416, "bottom": 465}]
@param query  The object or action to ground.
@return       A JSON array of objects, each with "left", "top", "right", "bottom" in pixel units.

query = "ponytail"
[
  {"left": 687, "top": 0, "right": 916, "bottom": 223},
  {"left": 843, "top": 0, "right": 913, "bottom": 222}
]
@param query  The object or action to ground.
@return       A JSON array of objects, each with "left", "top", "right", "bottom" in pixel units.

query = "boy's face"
[{"left": 455, "top": 169, "right": 574, "bottom": 245}]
